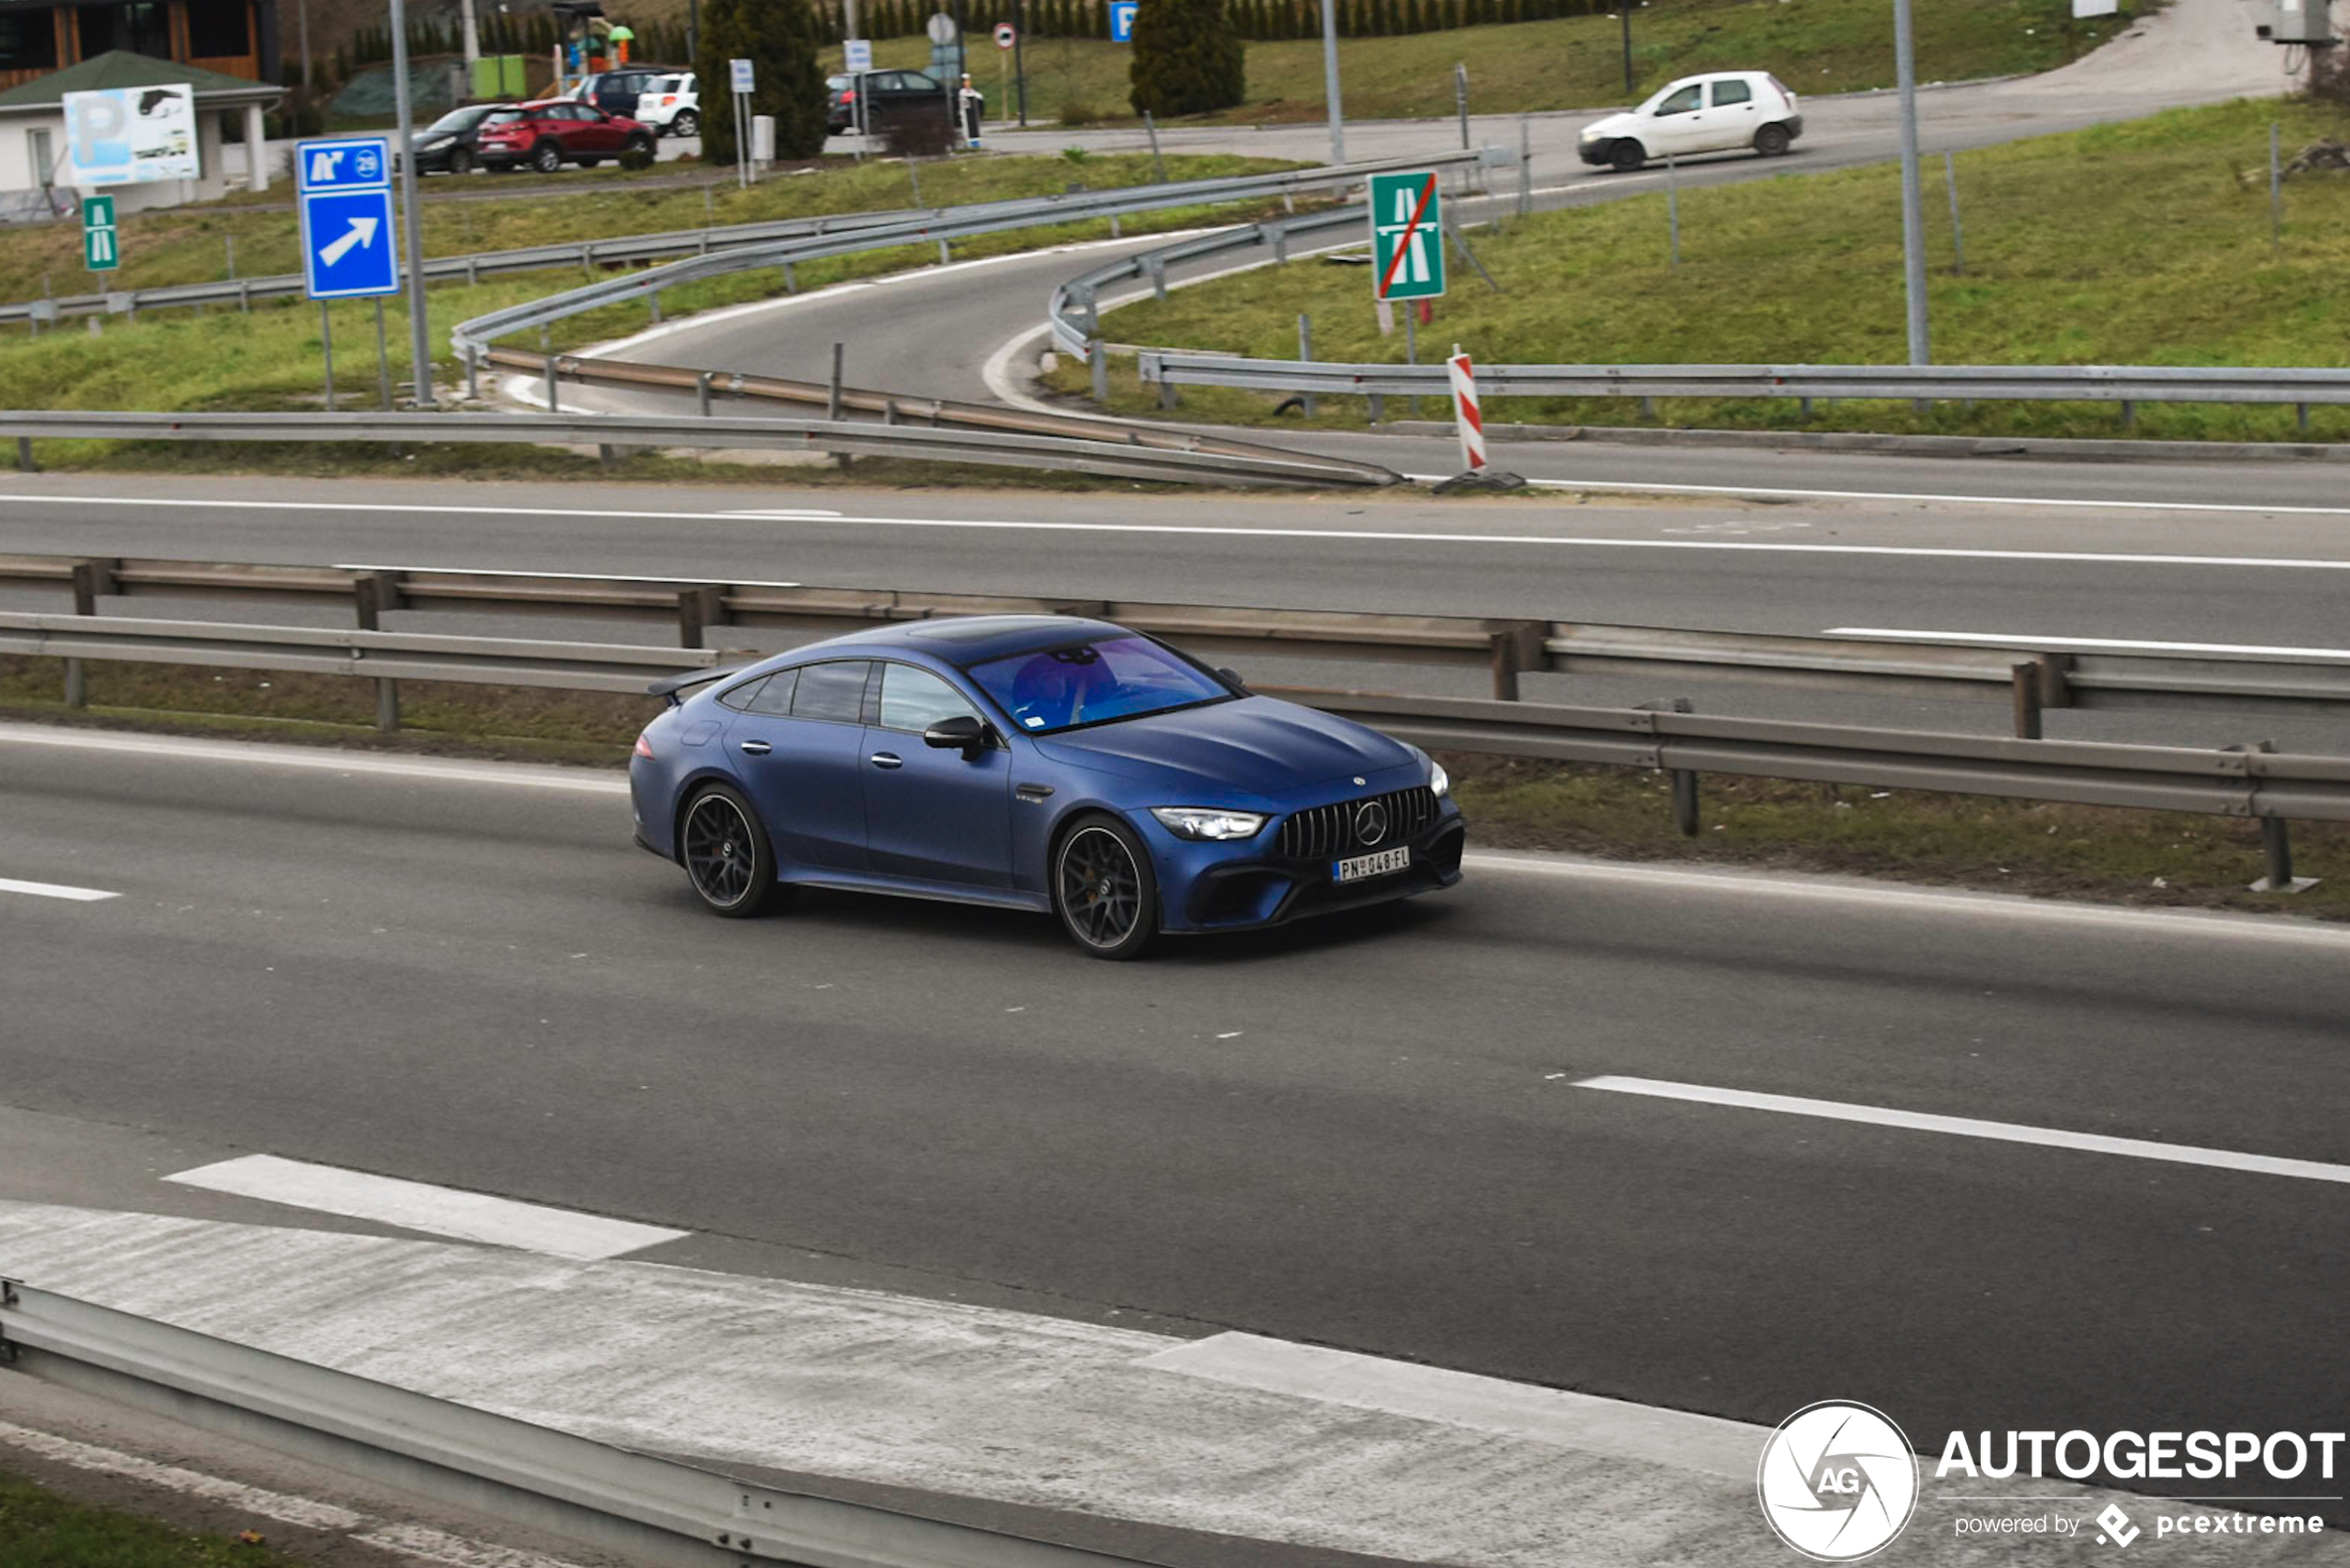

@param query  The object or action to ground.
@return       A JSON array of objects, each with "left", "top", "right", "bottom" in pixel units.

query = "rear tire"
[
  {"left": 679, "top": 784, "right": 780, "bottom": 917},
  {"left": 1755, "top": 123, "right": 1792, "bottom": 156},
  {"left": 1052, "top": 815, "right": 1158, "bottom": 959},
  {"left": 673, "top": 109, "right": 700, "bottom": 137},
  {"left": 1611, "top": 139, "right": 1646, "bottom": 172},
  {"left": 532, "top": 141, "right": 563, "bottom": 173}
]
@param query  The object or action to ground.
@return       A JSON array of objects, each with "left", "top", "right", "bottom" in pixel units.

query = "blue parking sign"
[
  {"left": 295, "top": 138, "right": 401, "bottom": 301},
  {"left": 1109, "top": 2, "right": 1137, "bottom": 41}
]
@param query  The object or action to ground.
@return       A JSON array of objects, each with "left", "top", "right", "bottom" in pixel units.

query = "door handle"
[
  {"left": 738, "top": 740, "right": 772, "bottom": 756},
  {"left": 869, "top": 752, "right": 903, "bottom": 769}
]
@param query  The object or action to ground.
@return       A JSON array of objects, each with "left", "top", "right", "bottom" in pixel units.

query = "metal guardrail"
[
  {"left": 0, "top": 1278, "right": 1145, "bottom": 1568},
  {"left": 0, "top": 409, "right": 1388, "bottom": 488},
  {"left": 449, "top": 151, "right": 1502, "bottom": 390},
  {"left": 8, "top": 553, "right": 2350, "bottom": 738}
]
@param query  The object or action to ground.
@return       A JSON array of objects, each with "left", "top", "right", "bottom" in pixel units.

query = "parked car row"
[{"left": 402, "top": 67, "right": 699, "bottom": 177}]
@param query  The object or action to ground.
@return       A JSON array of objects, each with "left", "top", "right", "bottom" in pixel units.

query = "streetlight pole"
[
  {"left": 388, "top": 0, "right": 433, "bottom": 404},
  {"left": 1894, "top": 0, "right": 1930, "bottom": 366},
  {"left": 1319, "top": 0, "right": 1344, "bottom": 166}
]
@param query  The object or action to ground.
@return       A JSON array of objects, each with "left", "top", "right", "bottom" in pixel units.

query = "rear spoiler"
[{"left": 647, "top": 665, "right": 748, "bottom": 707}]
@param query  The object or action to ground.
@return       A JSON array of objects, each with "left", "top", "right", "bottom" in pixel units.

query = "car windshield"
[
  {"left": 965, "top": 636, "right": 1229, "bottom": 735},
  {"left": 424, "top": 105, "right": 494, "bottom": 133}
]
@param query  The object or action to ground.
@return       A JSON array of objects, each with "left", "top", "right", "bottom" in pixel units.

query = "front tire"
[
  {"left": 448, "top": 146, "right": 474, "bottom": 175},
  {"left": 1755, "top": 123, "right": 1792, "bottom": 156},
  {"left": 532, "top": 141, "right": 564, "bottom": 174},
  {"left": 1053, "top": 816, "right": 1158, "bottom": 959},
  {"left": 1610, "top": 139, "right": 1646, "bottom": 172},
  {"left": 680, "top": 784, "right": 780, "bottom": 917}
]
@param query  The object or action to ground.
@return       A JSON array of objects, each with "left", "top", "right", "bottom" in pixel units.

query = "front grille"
[{"left": 1277, "top": 785, "right": 1438, "bottom": 861}]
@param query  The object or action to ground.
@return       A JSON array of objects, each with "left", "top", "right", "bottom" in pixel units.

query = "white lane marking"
[
  {"left": 0, "top": 875, "right": 118, "bottom": 901},
  {"left": 1441, "top": 475, "right": 2350, "bottom": 519},
  {"left": 164, "top": 1154, "right": 689, "bottom": 1260},
  {"left": 1577, "top": 1076, "right": 2350, "bottom": 1185},
  {"left": 6, "top": 492, "right": 2349, "bottom": 569},
  {"left": 0, "top": 1419, "right": 368, "bottom": 1529},
  {"left": 0, "top": 724, "right": 631, "bottom": 793},
  {"left": 1139, "top": 1331, "right": 1763, "bottom": 1480},
  {"left": 0, "top": 1420, "right": 593, "bottom": 1568},
  {"left": 1462, "top": 851, "right": 2350, "bottom": 949},
  {"left": 1827, "top": 627, "right": 2350, "bottom": 659}
]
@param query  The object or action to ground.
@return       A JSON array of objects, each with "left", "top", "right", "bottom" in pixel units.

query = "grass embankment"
[
  {"left": 0, "top": 151, "right": 1294, "bottom": 475},
  {"left": 0, "top": 1466, "right": 324, "bottom": 1568},
  {"left": 6, "top": 658, "right": 2344, "bottom": 919},
  {"left": 1047, "top": 99, "right": 2350, "bottom": 444},
  {"left": 870, "top": 0, "right": 2128, "bottom": 127}
]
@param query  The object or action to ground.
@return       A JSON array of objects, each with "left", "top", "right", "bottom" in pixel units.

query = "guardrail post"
[
  {"left": 1088, "top": 338, "right": 1108, "bottom": 405},
  {"left": 1272, "top": 228, "right": 1288, "bottom": 264},
  {"left": 938, "top": 238, "right": 952, "bottom": 265},
  {"left": 1147, "top": 256, "right": 1167, "bottom": 301},
  {"left": 697, "top": 371, "right": 715, "bottom": 417},
  {"left": 783, "top": 260, "right": 797, "bottom": 292},
  {"left": 14, "top": 437, "right": 31, "bottom": 473},
  {"left": 1672, "top": 766, "right": 1700, "bottom": 837},
  {"left": 376, "top": 677, "right": 401, "bottom": 732},
  {"left": 1297, "top": 315, "right": 1317, "bottom": 418},
  {"left": 352, "top": 572, "right": 402, "bottom": 630},
  {"left": 676, "top": 586, "right": 727, "bottom": 648},
  {"left": 2010, "top": 662, "right": 2044, "bottom": 740},
  {"left": 63, "top": 660, "right": 85, "bottom": 708},
  {"left": 544, "top": 354, "right": 560, "bottom": 413},
  {"left": 1486, "top": 621, "right": 1546, "bottom": 700},
  {"left": 69, "top": 558, "right": 115, "bottom": 617},
  {"left": 2298, "top": 403, "right": 2310, "bottom": 435},
  {"left": 649, "top": 291, "right": 663, "bottom": 324},
  {"left": 1367, "top": 393, "right": 1384, "bottom": 424},
  {"left": 2120, "top": 400, "right": 2135, "bottom": 431},
  {"left": 464, "top": 347, "right": 478, "bottom": 401},
  {"left": 1108, "top": 214, "right": 1121, "bottom": 239}
]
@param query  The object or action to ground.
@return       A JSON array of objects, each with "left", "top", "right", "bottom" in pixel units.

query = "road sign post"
[
  {"left": 296, "top": 138, "right": 401, "bottom": 412},
  {"left": 1368, "top": 169, "right": 1446, "bottom": 303},
  {"left": 729, "top": 58, "right": 754, "bottom": 189},
  {"left": 80, "top": 195, "right": 118, "bottom": 273}
]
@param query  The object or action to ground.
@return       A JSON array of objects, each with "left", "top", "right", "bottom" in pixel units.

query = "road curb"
[{"left": 1365, "top": 419, "right": 2350, "bottom": 464}]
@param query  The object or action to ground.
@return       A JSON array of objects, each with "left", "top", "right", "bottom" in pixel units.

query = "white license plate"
[{"left": 1333, "top": 846, "right": 1412, "bottom": 883}]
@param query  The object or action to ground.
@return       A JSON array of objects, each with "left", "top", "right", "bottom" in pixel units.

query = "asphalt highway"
[
  {"left": 6, "top": 475, "right": 2350, "bottom": 748},
  {"left": 2, "top": 728, "right": 2344, "bottom": 1523}
]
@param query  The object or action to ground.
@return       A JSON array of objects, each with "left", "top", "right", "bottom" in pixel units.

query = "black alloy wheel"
[
  {"left": 673, "top": 109, "right": 699, "bottom": 137},
  {"left": 680, "top": 785, "right": 778, "bottom": 916},
  {"left": 1054, "top": 818, "right": 1157, "bottom": 959},
  {"left": 533, "top": 141, "right": 564, "bottom": 173},
  {"left": 1755, "top": 123, "right": 1791, "bottom": 156},
  {"left": 625, "top": 134, "right": 652, "bottom": 156},
  {"left": 1611, "top": 139, "right": 1646, "bottom": 172},
  {"left": 448, "top": 145, "right": 474, "bottom": 174}
]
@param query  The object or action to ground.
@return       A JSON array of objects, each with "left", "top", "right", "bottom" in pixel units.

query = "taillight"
[
  {"left": 634, "top": 732, "right": 656, "bottom": 759},
  {"left": 839, "top": 89, "right": 856, "bottom": 104}
]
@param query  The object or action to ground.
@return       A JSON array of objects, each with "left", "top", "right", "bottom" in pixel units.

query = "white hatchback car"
[
  {"left": 1577, "top": 70, "right": 1801, "bottom": 171},
  {"left": 634, "top": 72, "right": 700, "bottom": 138}
]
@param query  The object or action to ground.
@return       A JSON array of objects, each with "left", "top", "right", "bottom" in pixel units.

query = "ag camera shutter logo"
[{"left": 1758, "top": 1401, "right": 1920, "bottom": 1561}]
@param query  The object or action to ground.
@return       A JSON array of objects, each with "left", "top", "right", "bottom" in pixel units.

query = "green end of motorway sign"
[
  {"left": 1368, "top": 170, "right": 1444, "bottom": 302},
  {"left": 81, "top": 194, "right": 118, "bottom": 272}
]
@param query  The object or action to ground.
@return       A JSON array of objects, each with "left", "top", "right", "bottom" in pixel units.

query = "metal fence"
[
  {"left": 8, "top": 552, "right": 2350, "bottom": 739},
  {"left": 0, "top": 1278, "right": 1147, "bottom": 1568},
  {"left": 0, "top": 408, "right": 1392, "bottom": 488}
]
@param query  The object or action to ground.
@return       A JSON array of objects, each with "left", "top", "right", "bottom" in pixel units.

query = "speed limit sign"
[{"left": 993, "top": 20, "right": 1016, "bottom": 46}]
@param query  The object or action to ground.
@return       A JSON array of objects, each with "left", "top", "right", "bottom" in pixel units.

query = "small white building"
[{"left": 0, "top": 50, "right": 283, "bottom": 221}]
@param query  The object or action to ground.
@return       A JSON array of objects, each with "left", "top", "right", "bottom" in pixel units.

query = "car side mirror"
[
  {"left": 923, "top": 714, "right": 990, "bottom": 758},
  {"left": 1216, "top": 667, "right": 1245, "bottom": 689}
]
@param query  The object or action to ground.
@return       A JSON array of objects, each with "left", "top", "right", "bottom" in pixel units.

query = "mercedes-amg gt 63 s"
[{"left": 630, "top": 616, "right": 1466, "bottom": 957}]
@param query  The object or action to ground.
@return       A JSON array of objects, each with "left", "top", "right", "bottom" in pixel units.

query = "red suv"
[{"left": 475, "top": 100, "right": 655, "bottom": 173}]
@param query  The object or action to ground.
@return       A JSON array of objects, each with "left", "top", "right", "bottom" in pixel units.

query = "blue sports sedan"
[{"left": 629, "top": 615, "right": 1466, "bottom": 957}]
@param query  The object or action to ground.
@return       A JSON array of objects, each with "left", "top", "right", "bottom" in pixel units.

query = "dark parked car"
[
  {"left": 629, "top": 615, "right": 1466, "bottom": 958},
  {"left": 824, "top": 69, "right": 948, "bottom": 135},
  {"left": 474, "top": 100, "right": 655, "bottom": 173},
  {"left": 573, "top": 67, "right": 676, "bottom": 120},
  {"left": 404, "top": 103, "right": 512, "bottom": 175}
]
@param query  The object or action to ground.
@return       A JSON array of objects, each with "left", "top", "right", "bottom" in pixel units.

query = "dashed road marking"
[{"left": 0, "top": 876, "right": 118, "bottom": 902}]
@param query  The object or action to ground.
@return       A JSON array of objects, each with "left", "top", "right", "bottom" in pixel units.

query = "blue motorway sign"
[
  {"left": 1109, "top": 2, "right": 1137, "bottom": 41},
  {"left": 295, "top": 138, "right": 400, "bottom": 301}
]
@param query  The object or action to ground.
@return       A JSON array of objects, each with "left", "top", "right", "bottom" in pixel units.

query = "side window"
[
  {"left": 744, "top": 669, "right": 798, "bottom": 716},
  {"left": 902, "top": 72, "right": 938, "bottom": 92},
  {"left": 790, "top": 661, "right": 869, "bottom": 722},
  {"left": 715, "top": 674, "right": 769, "bottom": 711},
  {"left": 878, "top": 664, "right": 978, "bottom": 733},
  {"left": 1657, "top": 85, "right": 1701, "bottom": 116},
  {"left": 1713, "top": 79, "right": 1752, "bottom": 107}
]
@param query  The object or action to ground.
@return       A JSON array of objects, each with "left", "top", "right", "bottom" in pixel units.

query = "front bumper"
[{"left": 1165, "top": 812, "right": 1467, "bottom": 934}]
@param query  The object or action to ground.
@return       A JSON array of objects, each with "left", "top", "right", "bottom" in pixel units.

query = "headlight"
[
  {"left": 1151, "top": 807, "right": 1267, "bottom": 841},
  {"left": 1429, "top": 761, "right": 1450, "bottom": 797},
  {"left": 1578, "top": 127, "right": 1602, "bottom": 142}
]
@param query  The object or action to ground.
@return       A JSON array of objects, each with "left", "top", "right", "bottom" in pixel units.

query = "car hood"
[
  {"left": 1033, "top": 695, "right": 1416, "bottom": 797},
  {"left": 1581, "top": 110, "right": 1640, "bottom": 139}
]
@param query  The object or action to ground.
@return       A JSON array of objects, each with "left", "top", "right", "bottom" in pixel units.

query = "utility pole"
[
  {"left": 389, "top": 0, "right": 433, "bottom": 405},
  {"left": 1319, "top": 0, "right": 1344, "bottom": 165},
  {"left": 459, "top": 0, "right": 480, "bottom": 67},
  {"left": 1619, "top": 3, "right": 1632, "bottom": 95},
  {"left": 1894, "top": 0, "right": 1930, "bottom": 366}
]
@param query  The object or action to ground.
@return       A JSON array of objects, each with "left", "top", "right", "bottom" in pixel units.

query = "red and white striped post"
[{"left": 1446, "top": 344, "right": 1486, "bottom": 475}]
